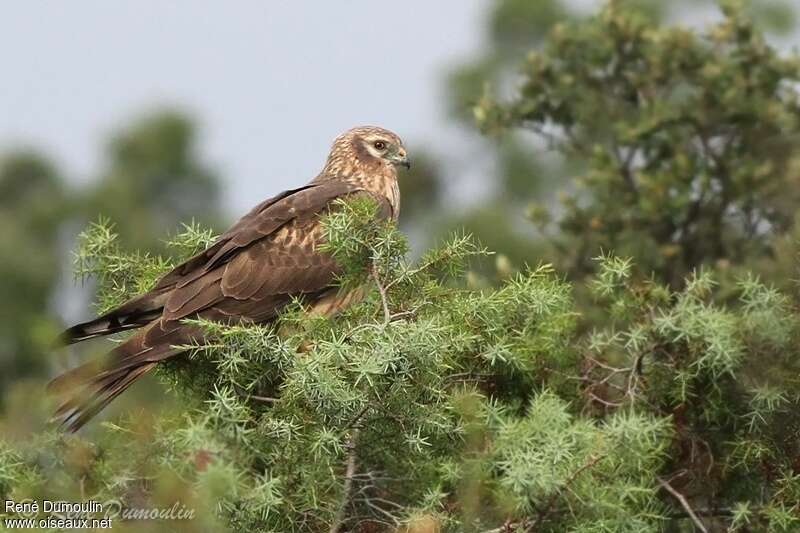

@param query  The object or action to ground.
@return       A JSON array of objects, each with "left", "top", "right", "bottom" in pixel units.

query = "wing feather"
[
  {"left": 159, "top": 188, "right": 389, "bottom": 323},
  {"left": 155, "top": 180, "right": 362, "bottom": 291}
]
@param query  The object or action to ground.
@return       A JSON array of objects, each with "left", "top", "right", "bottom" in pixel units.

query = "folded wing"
[{"left": 50, "top": 181, "right": 390, "bottom": 431}]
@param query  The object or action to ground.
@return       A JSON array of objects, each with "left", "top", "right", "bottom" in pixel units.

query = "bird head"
[
  {"left": 353, "top": 127, "right": 410, "bottom": 170},
  {"left": 322, "top": 126, "right": 410, "bottom": 178}
]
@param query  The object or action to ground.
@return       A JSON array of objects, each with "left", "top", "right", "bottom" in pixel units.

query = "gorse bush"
[
  {"left": 2, "top": 202, "right": 799, "bottom": 532},
  {"left": 3, "top": 2, "right": 800, "bottom": 532}
]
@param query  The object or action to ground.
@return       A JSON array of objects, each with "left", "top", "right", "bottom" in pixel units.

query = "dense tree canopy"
[{"left": 475, "top": 0, "right": 800, "bottom": 286}]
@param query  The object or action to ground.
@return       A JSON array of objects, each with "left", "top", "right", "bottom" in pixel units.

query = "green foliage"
[
  {"left": 578, "top": 256, "right": 800, "bottom": 531},
  {"left": 475, "top": 1, "right": 800, "bottom": 286},
  {"left": 74, "top": 218, "right": 216, "bottom": 314},
  {"left": 6, "top": 193, "right": 800, "bottom": 531},
  {"left": 0, "top": 151, "right": 67, "bottom": 389},
  {"left": 467, "top": 391, "right": 672, "bottom": 532}
]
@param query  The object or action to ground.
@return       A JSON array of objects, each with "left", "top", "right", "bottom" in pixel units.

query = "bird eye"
[{"left": 373, "top": 141, "right": 386, "bottom": 150}]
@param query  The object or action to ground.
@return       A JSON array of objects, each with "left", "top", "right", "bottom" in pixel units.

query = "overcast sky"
[
  {"left": 0, "top": 1, "right": 491, "bottom": 214},
  {"left": 3, "top": 1, "right": 798, "bottom": 218}
]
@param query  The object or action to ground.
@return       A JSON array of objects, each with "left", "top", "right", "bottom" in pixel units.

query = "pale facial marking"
[{"left": 363, "top": 135, "right": 394, "bottom": 159}]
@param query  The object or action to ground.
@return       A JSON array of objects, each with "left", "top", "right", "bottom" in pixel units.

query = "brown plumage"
[{"left": 50, "top": 125, "right": 408, "bottom": 431}]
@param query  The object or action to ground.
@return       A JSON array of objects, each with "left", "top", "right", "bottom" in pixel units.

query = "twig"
[
  {"left": 363, "top": 499, "right": 401, "bottom": 525},
  {"left": 249, "top": 395, "right": 279, "bottom": 403},
  {"left": 330, "top": 428, "right": 361, "bottom": 533},
  {"left": 482, "top": 455, "right": 607, "bottom": 532},
  {"left": 231, "top": 383, "right": 280, "bottom": 405},
  {"left": 527, "top": 454, "right": 605, "bottom": 531},
  {"left": 658, "top": 476, "right": 708, "bottom": 533},
  {"left": 587, "top": 392, "right": 624, "bottom": 408},
  {"left": 370, "top": 264, "right": 391, "bottom": 324},
  {"left": 345, "top": 404, "right": 371, "bottom": 430},
  {"left": 612, "top": 140, "right": 639, "bottom": 198}
]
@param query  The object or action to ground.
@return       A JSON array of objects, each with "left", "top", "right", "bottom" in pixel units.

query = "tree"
[
  {"left": 85, "top": 109, "right": 222, "bottom": 252},
  {"left": 3, "top": 199, "right": 800, "bottom": 532},
  {"left": 0, "top": 152, "right": 68, "bottom": 389},
  {"left": 441, "top": 0, "right": 798, "bottom": 282},
  {"left": 475, "top": 0, "right": 800, "bottom": 287}
]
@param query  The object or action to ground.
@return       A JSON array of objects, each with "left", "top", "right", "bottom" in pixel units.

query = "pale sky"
[
  {"left": 0, "top": 1, "right": 491, "bottom": 214},
  {"left": 2, "top": 2, "right": 797, "bottom": 218}
]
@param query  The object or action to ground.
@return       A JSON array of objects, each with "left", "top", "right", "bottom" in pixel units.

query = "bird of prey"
[{"left": 49, "top": 125, "right": 408, "bottom": 431}]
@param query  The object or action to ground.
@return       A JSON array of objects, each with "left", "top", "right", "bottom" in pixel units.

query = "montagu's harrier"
[{"left": 49, "top": 125, "right": 408, "bottom": 431}]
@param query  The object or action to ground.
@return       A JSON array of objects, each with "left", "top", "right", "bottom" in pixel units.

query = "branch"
[
  {"left": 330, "top": 428, "right": 361, "bottom": 533},
  {"left": 370, "top": 264, "right": 391, "bottom": 324},
  {"left": 658, "top": 476, "right": 708, "bottom": 533},
  {"left": 527, "top": 454, "right": 606, "bottom": 531},
  {"left": 249, "top": 395, "right": 279, "bottom": 404},
  {"left": 612, "top": 141, "right": 639, "bottom": 199},
  {"left": 481, "top": 455, "right": 606, "bottom": 533}
]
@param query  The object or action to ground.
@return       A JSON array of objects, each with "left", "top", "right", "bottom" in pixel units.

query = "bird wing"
[
  {"left": 56, "top": 180, "right": 375, "bottom": 345},
  {"left": 155, "top": 180, "right": 360, "bottom": 290},
  {"left": 49, "top": 182, "right": 393, "bottom": 431},
  {"left": 159, "top": 182, "right": 393, "bottom": 324}
]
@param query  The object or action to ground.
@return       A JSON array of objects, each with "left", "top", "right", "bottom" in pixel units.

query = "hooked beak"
[{"left": 390, "top": 149, "right": 410, "bottom": 170}]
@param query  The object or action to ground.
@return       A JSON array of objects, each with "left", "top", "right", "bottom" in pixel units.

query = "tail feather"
[
  {"left": 46, "top": 347, "right": 156, "bottom": 395},
  {"left": 48, "top": 322, "right": 186, "bottom": 432},
  {"left": 55, "top": 308, "right": 162, "bottom": 346},
  {"left": 52, "top": 362, "right": 157, "bottom": 432},
  {"left": 55, "top": 290, "right": 169, "bottom": 347}
]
